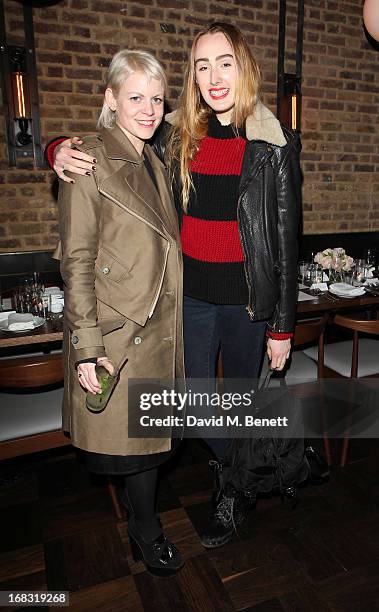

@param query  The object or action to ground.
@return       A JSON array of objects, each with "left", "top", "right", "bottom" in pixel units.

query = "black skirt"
[{"left": 83, "top": 438, "right": 180, "bottom": 475}]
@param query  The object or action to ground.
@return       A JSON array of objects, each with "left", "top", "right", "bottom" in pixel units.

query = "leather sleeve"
[
  {"left": 58, "top": 169, "right": 106, "bottom": 361},
  {"left": 267, "top": 130, "right": 302, "bottom": 333},
  {"left": 151, "top": 121, "right": 171, "bottom": 163}
]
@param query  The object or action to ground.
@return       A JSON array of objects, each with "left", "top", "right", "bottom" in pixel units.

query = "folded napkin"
[
  {"left": 8, "top": 321, "right": 35, "bottom": 331},
  {"left": 329, "top": 283, "right": 364, "bottom": 296},
  {"left": 7, "top": 313, "right": 35, "bottom": 331},
  {"left": 298, "top": 291, "right": 315, "bottom": 302}
]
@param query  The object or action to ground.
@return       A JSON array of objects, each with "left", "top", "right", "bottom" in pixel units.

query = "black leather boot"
[{"left": 200, "top": 461, "right": 254, "bottom": 549}]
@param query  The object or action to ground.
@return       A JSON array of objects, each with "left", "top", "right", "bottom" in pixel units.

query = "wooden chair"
[
  {"left": 293, "top": 315, "right": 327, "bottom": 378},
  {"left": 261, "top": 315, "right": 328, "bottom": 384},
  {"left": 0, "top": 351, "right": 70, "bottom": 459},
  {"left": 0, "top": 352, "right": 64, "bottom": 388},
  {"left": 304, "top": 313, "right": 379, "bottom": 466},
  {"left": 0, "top": 351, "right": 123, "bottom": 518}
]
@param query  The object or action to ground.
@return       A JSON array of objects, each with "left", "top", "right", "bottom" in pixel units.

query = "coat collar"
[
  {"left": 100, "top": 124, "right": 144, "bottom": 163},
  {"left": 97, "top": 126, "right": 178, "bottom": 241},
  {"left": 165, "top": 100, "right": 287, "bottom": 147}
]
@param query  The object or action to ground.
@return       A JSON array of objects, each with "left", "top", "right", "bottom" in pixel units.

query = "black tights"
[{"left": 123, "top": 467, "right": 162, "bottom": 542}]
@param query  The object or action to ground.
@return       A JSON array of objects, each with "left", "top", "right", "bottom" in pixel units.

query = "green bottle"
[{"left": 86, "top": 364, "right": 119, "bottom": 413}]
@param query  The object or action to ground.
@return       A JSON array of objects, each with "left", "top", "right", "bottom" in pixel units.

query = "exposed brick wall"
[{"left": 0, "top": 0, "right": 378, "bottom": 252}]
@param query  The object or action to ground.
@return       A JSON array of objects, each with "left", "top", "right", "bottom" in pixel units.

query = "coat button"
[
  {"left": 72, "top": 335, "right": 79, "bottom": 345},
  {"left": 267, "top": 145, "right": 272, "bottom": 152},
  {"left": 134, "top": 336, "right": 142, "bottom": 345},
  {"left": 102, "top": 266, "right": 110, "bottom": 275}
]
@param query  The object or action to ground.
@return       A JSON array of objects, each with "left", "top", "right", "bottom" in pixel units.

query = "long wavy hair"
[{"left": 166, "top": 22, "right": 261, "bottom": 210}]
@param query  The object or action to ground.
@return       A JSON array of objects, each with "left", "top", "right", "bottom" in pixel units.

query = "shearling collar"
[{"left": 165, "top": 100, "right": 287, "bottom": 147}]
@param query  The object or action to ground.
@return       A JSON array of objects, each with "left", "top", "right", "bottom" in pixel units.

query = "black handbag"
[{"left": 221, "top": 372, "right": 329, "bottom": 505}]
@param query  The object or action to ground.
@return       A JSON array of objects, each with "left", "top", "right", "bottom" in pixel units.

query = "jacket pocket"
[
  {"left": 97, "top": 299, "right": 127, "bottom": 336},
  {"left": 95, "top": 246, "right": 130, "bottom": 283}
]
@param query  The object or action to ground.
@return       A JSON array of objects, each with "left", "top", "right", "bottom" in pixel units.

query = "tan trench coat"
[{"left": 57, "top": 125, "right": 184, "bottom": 456}]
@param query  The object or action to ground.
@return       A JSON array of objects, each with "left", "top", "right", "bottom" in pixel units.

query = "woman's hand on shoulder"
[
  {"left": 266, "top": 338, "right": 291, "bottom": 371},
  {"left": 54, "top": 136, "right": 96, "bottom": 183}
]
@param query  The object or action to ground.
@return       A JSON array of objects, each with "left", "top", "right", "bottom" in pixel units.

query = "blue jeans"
[{"left": 183, "top": 296, "right": 267, "bottom": 459}]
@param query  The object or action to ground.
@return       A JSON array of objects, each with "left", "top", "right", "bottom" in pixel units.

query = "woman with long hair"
[{"left": 48, "top": 22, "right": 301, "bottom": 549}]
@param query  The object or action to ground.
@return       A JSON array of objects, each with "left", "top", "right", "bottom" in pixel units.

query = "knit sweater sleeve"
[
  {"left": 266, "top": 330, "right": 293, "bottom": 341},
  {"left": 44, "top": 137, "right": 67, "bottom": 169}
]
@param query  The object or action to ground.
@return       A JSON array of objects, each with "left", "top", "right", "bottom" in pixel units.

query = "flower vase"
[{"left": 328, "top": 269, "right": 343, "bottom": 284}]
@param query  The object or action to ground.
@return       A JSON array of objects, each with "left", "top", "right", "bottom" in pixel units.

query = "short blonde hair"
[{"left": 98, "top": 49, "right": 167, "bottom": 129}]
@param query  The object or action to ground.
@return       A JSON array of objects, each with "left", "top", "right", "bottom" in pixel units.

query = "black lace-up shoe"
[{"left": 128, "top": 515, "right": 184, "bottom": 577}]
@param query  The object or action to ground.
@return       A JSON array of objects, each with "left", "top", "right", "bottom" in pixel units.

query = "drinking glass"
[
  {"left": 298, "top": 260, "right": 308, "bottom": 283},
  {"left": 343, "top": 269, "right": 354, "bottom": 285},
  {"left": 313, "top": 264, "right": 323, "bottom": 284},
  {"left": 353, "top": 260, "right": 367, "bottom": 285},
  {"left": 363, "top": 249, "right": 376, "bottom": 266}
]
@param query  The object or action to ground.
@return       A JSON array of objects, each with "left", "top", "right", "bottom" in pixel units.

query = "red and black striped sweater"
[{"left": 179, "top": 113, "right": 291, "bottom": 340}]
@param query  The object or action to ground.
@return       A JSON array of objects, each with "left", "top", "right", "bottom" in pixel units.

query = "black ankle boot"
[
  {"left": 128, "top": 514, "right": 184, "bottom": 577},
  {"left": 200, "top": 492, "right": 235, "bottom": 548},
  {"left": 200, "top": 461, "right": 254, "bottom": 549}
]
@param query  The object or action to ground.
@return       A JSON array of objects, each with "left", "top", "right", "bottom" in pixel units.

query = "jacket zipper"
[
  {"left": 236, "top": 191, "right": 255, "bottom": 320},
  {"left": 237, "top": 143, "right": 275, "bottom": 320},
  {"left": 99, "top": 188, "right": 171, "bottom": 319}
]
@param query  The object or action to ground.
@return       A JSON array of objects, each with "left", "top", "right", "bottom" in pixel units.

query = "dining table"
[
  {"left": 1, "top": 288, "right": 379, "bottom": 350},
  {"left": 296, "top": 288, "right": 379, "bottom": 317},
  {"left": 0, "top": 319, "right": 62, "bottom": 349}
]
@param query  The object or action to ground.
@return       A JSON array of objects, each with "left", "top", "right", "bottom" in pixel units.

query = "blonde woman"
[
  {"left": 49, "top": 23, "right": 301, "bottom": 549},
  {"left": 57, "top": 50, "right": 184, "bottom": 575}
]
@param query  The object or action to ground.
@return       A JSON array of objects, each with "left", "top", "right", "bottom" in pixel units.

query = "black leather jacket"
[{"left": 153, "top": 103, "right": 301, "bottom": 334}]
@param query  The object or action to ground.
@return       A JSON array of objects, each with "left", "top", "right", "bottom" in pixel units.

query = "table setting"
[
  {"left": 0, "top": 273, "right": 64, "bottom": 336},
  {"left": 298, "top": 246, "right": 379, "bottom": 304}
]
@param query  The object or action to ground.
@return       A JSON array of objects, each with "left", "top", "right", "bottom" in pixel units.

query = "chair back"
[
  {"left": 0, "top": 353, "right": 63, "bottom": 389},
  {"left": 333, "top": 314, "right": 379, "bottom": 335},
  {"left": 293, "top": 314, "right": 328, "bottom": 379},
  {"left": 333, "top": 314, "right": 379, "bottom": 378},
  {"left": 0, "top": 351, "right": 69, "bottom": 460},
  {"left": 294, "top": 314, "right": 328, "bottom": 347}
]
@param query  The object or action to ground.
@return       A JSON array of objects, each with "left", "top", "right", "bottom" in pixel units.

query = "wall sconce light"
[
  {"left": 277, "top": 0, "right": 304, "bottom": 132},
  {"left": 278, "top": 73, "right": 302, "bottom": 131},
  {"left": 0, "top": 0, "right": 43, "bottom": 166},
  {"left": 10, "top": 46, "right": 33, "bottom": 149}
]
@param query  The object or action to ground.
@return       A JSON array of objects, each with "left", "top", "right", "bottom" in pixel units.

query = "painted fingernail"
[
  {"left": 93, "top": 158, "right": 97, "bottom": 163},
  {"left": 85, "top": 171, "right": 91, "bottom": 176},
  {"left": 70, "top": 180, "right": 75, "bottom": 184},
  {"left": 92, "top": 166, "right": 96, "bottom": 171}
]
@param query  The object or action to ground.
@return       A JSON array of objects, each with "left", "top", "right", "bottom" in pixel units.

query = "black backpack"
[{"left": 221, "top": 374, "right": 329, "bottom": 504}]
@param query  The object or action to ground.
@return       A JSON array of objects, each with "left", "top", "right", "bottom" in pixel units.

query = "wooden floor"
[{"left": 0, "top": 438, "right": 378, "bottom": 612}]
